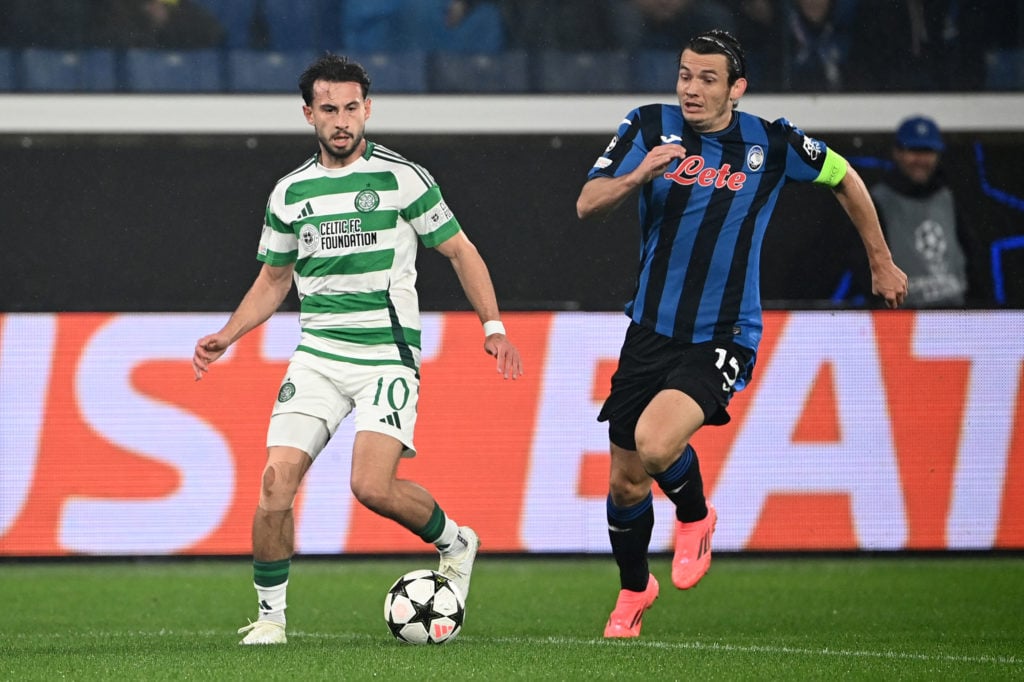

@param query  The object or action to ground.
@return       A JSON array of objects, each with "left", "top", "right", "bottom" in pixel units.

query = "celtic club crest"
[
  {"left": 277, "top": 381, "right": 296, "bottom": 402},
  {"left": 355, "top": 189, "right": 380, "bottom": 213}
]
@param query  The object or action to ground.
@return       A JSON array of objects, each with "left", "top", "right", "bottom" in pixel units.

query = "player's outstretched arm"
[
  {"left": 192, "top": 262, "right": 295, "bottom": 380},
  {"left": 833, "top": 164, "right": 909, "bottom": 308},
  {"left": 435, "top": 231, "right": 523, "bottom": 380}
]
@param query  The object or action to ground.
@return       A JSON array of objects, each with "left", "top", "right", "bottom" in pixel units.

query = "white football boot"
[
  {"left": 237, "top": 619, "right": 287, "bottom": 645},
  {"left": 438, "top": 526, "right": 480, "bottom": 601}
]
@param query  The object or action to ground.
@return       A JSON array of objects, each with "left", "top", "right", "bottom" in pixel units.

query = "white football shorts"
[{"left": 267, "top": 354, "right": 419, "bottom": 459}]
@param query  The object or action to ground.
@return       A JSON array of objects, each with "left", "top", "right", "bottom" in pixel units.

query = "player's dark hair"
[
  {"left": 298, "top": 53, "right": 372, "bottom": 104},
  {"left": 684, "top": 30, "right": 747, "bottom": 84}
]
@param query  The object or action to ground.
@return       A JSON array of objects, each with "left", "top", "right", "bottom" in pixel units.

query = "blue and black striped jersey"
[{"left": 588, "top": 104, "right": 844, "bottom": 354}]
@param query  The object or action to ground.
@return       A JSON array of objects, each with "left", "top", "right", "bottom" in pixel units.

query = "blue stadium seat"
[
  {"left": 19, "top": 49, "right": 117, "bottom": 92},
  {"left": 985, "top": 48, "right": 1024, "bottom": 91},
  {"left": 261, "top": 0, "right": 323, "bottom": 51},
  {"left": 339, "top": 0, "right": 406, "bottom": 52},
  {"left": 430, "top": 1, "right": 505, "bottom": 55},
  {"left": 429, "top": 51, "right": 530, "bottom": 93},
  {"left": 345, "top": 51, "right": 428, "bottom": 93},
  {"left": 0, "top": 50, "right": 13, "bottom": 91},
  {"left": 340, "top": 0, "right": 503, "bottom": 55},
  {"left": 536, "top": 50, "right": 631, "bottom": 93},
  {"left": 630, "top": 49, "right": 679, "bottom": 93},
  {"left": 227, "top": 49, "right": 314, "bottom": 92},
  {"left": 123, "top": 49, "right": 224, "bottom": 93},
  {"left": 193, "top": 0, "right": 258, "bottom": 49}
]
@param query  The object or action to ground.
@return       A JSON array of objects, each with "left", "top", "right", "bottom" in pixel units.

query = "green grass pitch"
[{"left": 2, "top": 555, "right": 1022, "bottom": 680}]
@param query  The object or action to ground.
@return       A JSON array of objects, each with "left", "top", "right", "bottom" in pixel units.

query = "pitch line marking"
[
  {"left": 8, "top": 630, "right": 1020, "bottom": 667},
  {"left": 297, "top": 631, "right": 1023, "bottom": 667}
]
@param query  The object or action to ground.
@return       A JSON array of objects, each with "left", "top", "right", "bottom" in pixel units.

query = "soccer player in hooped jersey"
[
  {"left": 192, "top": 54, "right": 523, "bottom": 645},
  {"left": 576, "top": 30, "right": 908, "bottom": 638}
]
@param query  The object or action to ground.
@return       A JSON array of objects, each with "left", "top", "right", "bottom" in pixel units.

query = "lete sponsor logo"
[{"left": 664, "top": 155, "right": 748, "bottom": 190}]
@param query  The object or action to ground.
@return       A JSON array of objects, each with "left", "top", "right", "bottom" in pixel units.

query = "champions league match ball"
[{"left": 384, "top": 569, "right": 465, "bottom": 644}]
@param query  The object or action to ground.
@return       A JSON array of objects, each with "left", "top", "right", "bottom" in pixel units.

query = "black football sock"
[
  {"left": 606, "top": 492, "right": 654, "bottom": 592},
  {"left": 651, "top": 445, "right": 707, "bottom": 523}
]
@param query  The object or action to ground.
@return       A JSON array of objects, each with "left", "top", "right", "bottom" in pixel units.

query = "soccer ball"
[{"left": 384, "top": 569, "right": 465, "bottom": 644}]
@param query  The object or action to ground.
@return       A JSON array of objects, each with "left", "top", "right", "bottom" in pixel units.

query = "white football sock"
[
  {"left": 435, "top": 518, "right": 461, "bottom": 554},
  {"left": 255, "top": 580, "right": 288, "bottom": 625}
]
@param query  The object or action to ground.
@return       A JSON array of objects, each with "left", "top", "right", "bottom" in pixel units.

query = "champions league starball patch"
[
  {"left": 277, "top": 381, "right": 296, "bottom": 402},
  {"left": 355, "top": 189, "right": 380, "bottom": 213}
]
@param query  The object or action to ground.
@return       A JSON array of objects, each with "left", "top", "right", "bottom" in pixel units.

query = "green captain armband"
[{"left": 814, "top": 148, "right": 849, "bottom": 187}]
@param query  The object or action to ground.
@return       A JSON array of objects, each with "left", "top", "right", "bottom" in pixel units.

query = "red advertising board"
[{"left": 1, "top": 310, "right": 1021, "bottom": 556}]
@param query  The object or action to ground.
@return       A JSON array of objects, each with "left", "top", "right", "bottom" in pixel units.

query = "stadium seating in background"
[
  {"left": 339, "top": 0, "right": 406, "bottom": 53},
  {"left": 340, "top": 0, "right": 504, "bottom": 55},
  {"left": 432, "top": 1, "right": 505, "bottom": 55},
  {"left": 123, "top": 49, "right": 224, "bottom": 92},
  {"left": 535, "top": 50, "right": 631, "bottom": 93},
  {"left": 194, "top": 0, "right": 258, "bottom": 48},
  {"left": 227, "top": 49, "right": 313, "bottom": 92},
  {"left": 629, "top": 49, "right": 679, "bottom": 93},
  {"left": 986, "top": 48, "right": 1024, "bottom": 90},
  {"left": 0, "top": 50, "right": 13, "bottom": 91},
  {"left": 19, "top": 48, "right": 117, "bottom": 92},
  {"left": 429, "top": 51, "right": 530, "bottom": 93},
  {"left": 346, "top": 51, "right": 428, "bottom": 93},
  {"left": 262, "top": 0, "right": 332, "bottom": 52}
]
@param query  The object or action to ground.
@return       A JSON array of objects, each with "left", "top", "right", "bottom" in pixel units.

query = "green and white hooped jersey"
[{"left": 257, "top": 141, "right": 461, "bottom": 370}]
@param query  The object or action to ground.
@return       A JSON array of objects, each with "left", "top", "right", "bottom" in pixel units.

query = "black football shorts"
[{"left": 598, "top": 322, "right": 755, "bottom": 450}]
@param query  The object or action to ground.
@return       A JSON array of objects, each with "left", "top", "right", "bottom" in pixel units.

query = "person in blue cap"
[{"left": 854, "top": 115, "right": 985, "bottom": 307}]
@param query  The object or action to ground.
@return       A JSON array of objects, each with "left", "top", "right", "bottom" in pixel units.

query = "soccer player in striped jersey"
[
  {"left": 577, "top": 30, "right": 907, "bottom": 638},
  {"left": 192, "top": 54, "right": 523, "bottom": 645}
]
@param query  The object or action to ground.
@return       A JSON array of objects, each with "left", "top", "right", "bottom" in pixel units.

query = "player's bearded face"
[
  {"left": 676, "top": 51, "right": 746, "bottom": 133},
  {"left": 318, "top": 121, "right": 364, "bottom": 163},
  {"left": 304, "top": 80, "right": 371, "bottom": 167}
]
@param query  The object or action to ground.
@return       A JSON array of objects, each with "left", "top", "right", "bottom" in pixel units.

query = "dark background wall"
[{"left": 3, "top": 131, "right": 1022, "bottom": 313}]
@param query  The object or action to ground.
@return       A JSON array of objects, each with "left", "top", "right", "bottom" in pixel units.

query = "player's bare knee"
[
  {"left": 608, "top": 474, "right": 651, "bottom": 507},
  {"left": 350, "top": 477, "right": 393, "bottom": 516},
  {"left": 259, "top": 461, "right": 299, "bottom": 512},
  {"left": 635, "top": 434, "right": 683, "bottom": 473}
]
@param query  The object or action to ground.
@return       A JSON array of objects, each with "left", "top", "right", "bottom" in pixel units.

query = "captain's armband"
[{"left": 814, "top": 148, "right": 849, "bottom": 187}]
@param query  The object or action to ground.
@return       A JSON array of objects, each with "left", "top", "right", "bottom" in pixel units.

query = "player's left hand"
[
  {"left": 484, "top": 334, "right": 523, "bottom": 380},
  {"left": 872, "top": 261, "right": 909, "bottom": 309}
]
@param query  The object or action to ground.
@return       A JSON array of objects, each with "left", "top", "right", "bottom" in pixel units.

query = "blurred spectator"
[
  {"left": 608, "top": 0, "right": 737, "bottom": 51},
  {"left": 90, "top": 0, "right": 225, "bottom": 49},
  {"left": 1, "top": 0, "right": 91, "bottom": 47},
  {"left": 341, "top": 0, "right": 505, "bottom": 54},
  {"left": 946, "top": 0, "right": 1017, "bottom": 90},
  {"left": 732, "top": 0, "right": 784, "bottom": 90},
  {"left": 847, "top": 116, "right": 987, "bottom": 307},
  {"left": 486, "top": 0, "right": 619, "bottom": 51},
  {"left": 847, "top": 0, "right": 957, "bottom": 91},
  {"left": 781, "top": 0, "right": 857, "bottom": 92}
]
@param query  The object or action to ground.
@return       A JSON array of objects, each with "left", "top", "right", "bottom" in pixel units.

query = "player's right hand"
[
  {"left": 192, "top": 334, "right": 229, "bottom": 380},
  {"left": 639, "top": 143, "right": 688, "bottom": 183}
]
